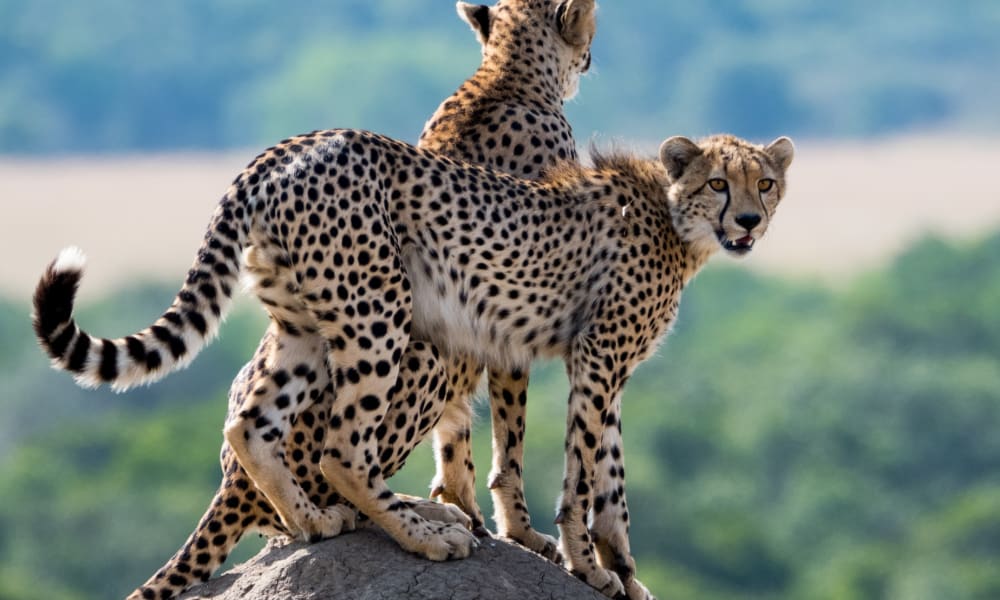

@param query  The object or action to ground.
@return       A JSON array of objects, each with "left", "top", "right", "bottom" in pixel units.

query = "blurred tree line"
[
  {"left": 1, "top": 231, "right": 999, "bottom": 599},
  {"left": 1, "top": 0, "right": 999, "bottom": 154}
]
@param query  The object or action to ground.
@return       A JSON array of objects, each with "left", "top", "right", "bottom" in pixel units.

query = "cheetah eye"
[
  {"left": 757, "top": 179, "right": 775, "bottom": 192},
  {"left": 708, "top": 179, "right": 728, "bottom": 192}
]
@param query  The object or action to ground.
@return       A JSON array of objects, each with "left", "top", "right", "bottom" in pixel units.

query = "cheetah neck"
[
  {"left": 475, "top": 54, "right": 565, "bottom": 107},
  {"left": 580, "top": 154, "right": 718, "bottom": 285}
]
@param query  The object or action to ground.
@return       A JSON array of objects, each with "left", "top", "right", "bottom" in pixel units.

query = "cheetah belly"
[{"left": 402, "top": 248, "right": 534, "bottom": 371}]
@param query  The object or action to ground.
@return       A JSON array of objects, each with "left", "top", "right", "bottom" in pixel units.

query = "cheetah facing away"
[
  {"left": 102, "top": 1, "right": 596, "bottom": 598},
  {"left": 421, "top": 0, "right": 594, "bottom": 561},
  {"left": 33, "top": 128, "right": 794, "bottom": 599}
]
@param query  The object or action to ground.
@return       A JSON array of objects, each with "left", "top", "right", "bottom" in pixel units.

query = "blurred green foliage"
[
  {"left": 2, "top": 0, "right": 999, "bottom": 153},
  {"left": 1, "top": 231, "right": 999, "bottom": 599}
]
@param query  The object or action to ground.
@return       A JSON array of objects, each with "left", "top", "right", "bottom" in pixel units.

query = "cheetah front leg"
[
  {"left": 556, "top": 334, "right": 632, "bottom": 598},
  {"left": 590, "top": 403, "right": 655, "bottom": 600},
  {"left": 486, "top": 366, "right": 561, "bottom": 562},
  {"left": 313, "top": 300, "right": 477, "bottom": 561},
  {"left": 429, "top": 354, "right": 488, "bottom": 533},
  {"left": 223, "top": 325, "right": 356, "bottom": 542}
]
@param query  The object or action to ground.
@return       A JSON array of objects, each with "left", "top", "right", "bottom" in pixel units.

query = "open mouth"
[{"left": 718, "top": 232, "right": 755, "bottom": 255}]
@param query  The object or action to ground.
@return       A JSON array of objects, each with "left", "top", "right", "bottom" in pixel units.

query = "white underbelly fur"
[{"left": 403, "top": 249, "right": 533, "bottom": 370}]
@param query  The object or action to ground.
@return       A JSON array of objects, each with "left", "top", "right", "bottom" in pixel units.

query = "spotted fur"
[
  {"left": 420, "top": 0, "right": 595, "bottom": 565},
  {"left": 34, "top": 2, "right": 597, "bottom": 599},
  {"left": 33, "top": 128, "right": 793, "bottom": 599}
]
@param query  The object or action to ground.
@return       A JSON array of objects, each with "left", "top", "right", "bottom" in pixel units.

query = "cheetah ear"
[
  {"left": 659, "top": 136, "right": 703, "bottom": 180},
  {"left": 765, "top": 136, "right": 795, "bottom": 171},
  {"left": 456, "top": 2, "right": 492, "bottom": 45},
  {"left": 556, "top": 0, "right": 596, "bottom": 46}
]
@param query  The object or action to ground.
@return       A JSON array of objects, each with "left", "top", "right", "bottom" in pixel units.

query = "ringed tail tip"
[{"left": 33, "top": 246, "right": 86, "bottom": 352}]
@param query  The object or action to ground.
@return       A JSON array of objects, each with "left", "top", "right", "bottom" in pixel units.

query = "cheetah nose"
[{"left": 735, "top": 213, "right": 762, "bottom": 231}]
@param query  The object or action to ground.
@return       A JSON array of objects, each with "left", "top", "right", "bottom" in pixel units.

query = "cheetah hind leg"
[
  {"left": 429, "top": 354, "right": 489, "bottom": 535},
  {"left": 315, "top": 309, "right": 476, "bottom": 561},
  {"left": 223, "top": 326, "right": 356, "bottom": 542},
  {"left": 127, "top": 456, "right": 292, "bottom": 600}
]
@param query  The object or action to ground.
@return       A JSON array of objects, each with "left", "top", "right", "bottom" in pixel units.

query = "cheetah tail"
[{"left": 32, "top": 195, "right": 248, "bottom": 392}]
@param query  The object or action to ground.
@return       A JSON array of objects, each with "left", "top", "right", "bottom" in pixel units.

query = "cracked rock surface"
[{"left": 179, "top": 528, "right": 606, "bottom": 599}]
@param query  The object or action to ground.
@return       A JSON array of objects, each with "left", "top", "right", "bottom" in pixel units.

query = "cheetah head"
[
  {"left": 659, "top": 134, "right": 795, "bottom": 257},
  {"left": 457, "top": 0, "right": 597, "bottom": 100}
]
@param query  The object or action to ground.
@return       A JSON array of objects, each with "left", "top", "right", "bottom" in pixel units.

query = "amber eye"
[
  {"left": 708, "top": 179, "right": 728, "bottom": 192},
  {"left": 758, "top": 179, "right": 775, "bottom": 192}
]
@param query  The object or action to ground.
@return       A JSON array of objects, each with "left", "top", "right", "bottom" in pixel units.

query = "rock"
[{"left": 179, "top": 527, "right": 606, "bottom": 600}]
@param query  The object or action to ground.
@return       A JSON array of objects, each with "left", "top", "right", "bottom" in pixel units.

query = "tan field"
[{"left": 3, "top": 136, "right": 1000, "bottom": 301}]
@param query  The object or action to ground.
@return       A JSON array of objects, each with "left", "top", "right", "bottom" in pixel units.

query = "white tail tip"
[{"left": 53, "top": 246, "right": 87, "bottom": 273}]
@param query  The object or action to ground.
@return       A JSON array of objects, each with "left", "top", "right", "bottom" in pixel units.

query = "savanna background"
[{"left": 2, "top": 1, "right": 1000, "bottom": 599}]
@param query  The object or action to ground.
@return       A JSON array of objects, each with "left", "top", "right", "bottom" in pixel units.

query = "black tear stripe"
[
  {"left": 717, "top": 157, "right": 732, "bottom": 230},
  {"left": 718, "top": 188, "right": 732, "bottom": 231},
  {"left": 99, "top": 339, "right": 119, "bottom": 381},
  {"left": 756, "top": 187, "right": 770, "bottom": 219}
]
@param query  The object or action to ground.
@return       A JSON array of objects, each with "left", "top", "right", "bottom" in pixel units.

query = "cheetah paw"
[
  {"left": 623, "top": 576, "right": 656, "bottom": 600},
  {"left": 576, "top": 567, "right": 625, "bottom": 600},
  {"left": 302, "top": 504, "right": 357, "bottom": 543},
  {"left": 403, "top": 521, "right": 479, "bottom": 562},
  {"left": 429, "top": 478, "right": 486, "bottom": 531},
  {"left": 400, "top": 494, "right": 474, "bottom": 530},
  {"left": 505, "top": 528, "right": 562, "bottom": 564}
]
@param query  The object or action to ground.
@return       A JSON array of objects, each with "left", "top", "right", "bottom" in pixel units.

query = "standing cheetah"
[
  {"left": 421, "top": 0, "right": 594, "bottom": 562},
  {"left": 33, "top": 128, "right": 794, "bottom": 599},
  {"left": 36, "top": 1, "right": 597, "bottom": 598}
]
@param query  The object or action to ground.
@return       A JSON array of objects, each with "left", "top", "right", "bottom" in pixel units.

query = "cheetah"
[
  {"left": 41, "top": 1, "right": 597, "bottom": 598},
  {"left": 421, "top": 0, "right": 594, "bottom": 561},
  {"left": 33, "top": 128, "right": 794, "bottom": 599}
]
